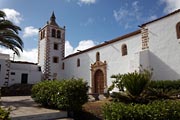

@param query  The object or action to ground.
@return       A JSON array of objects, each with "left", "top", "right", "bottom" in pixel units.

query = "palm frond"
[
  {"left": 0, "top": 10, "right": 23, "bottom": 56},
  {"left": 0, "top": 10, "right": 6, "bottom": 18}
]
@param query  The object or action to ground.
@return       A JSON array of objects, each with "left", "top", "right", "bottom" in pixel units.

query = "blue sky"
[{"left": 0, "top": 0, "right": 180, "bottom": 62}]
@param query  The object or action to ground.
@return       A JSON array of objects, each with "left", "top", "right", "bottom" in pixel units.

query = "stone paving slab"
[{"left": 1, "top": 96, "right": 69, "bottom": 120}]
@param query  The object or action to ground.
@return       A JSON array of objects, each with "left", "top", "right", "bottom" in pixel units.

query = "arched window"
[
  {"left": 57, "top": 30, "right": 61, "bottom": 38},
  {"left": 42, "top": 30, "right": 45, "bottom": 38},
  {"left": 40, "top": 32, "right": 43, "bottom": 40},
  {"left": 52, "top": 29, "right": 56, "bottom": 37},
  {"left": 77, "top": 58, "right": 80, "bottom": 67},
  {"left": 121, "top": 44, "right": 128, "bottom": 56},
  {"left": 96, "top": 52, "right": 100, "bottom": 61},
  {"left": 176, "top": 22, "right": 180, "bottom": 39}
]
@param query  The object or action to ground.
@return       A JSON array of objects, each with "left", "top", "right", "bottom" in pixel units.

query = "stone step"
[{"left": 11, "top": 111, "right": 67, "bottom": 120}]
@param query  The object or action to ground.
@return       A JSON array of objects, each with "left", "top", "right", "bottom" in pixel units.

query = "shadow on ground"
[{"left": 73, "top": 111, "right": 102, "bottom": 120}]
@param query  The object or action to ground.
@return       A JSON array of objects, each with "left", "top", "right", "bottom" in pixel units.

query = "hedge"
[
  {"left": 102, "top": 100, "right": 180, "bottom": 120},
  {"left": 149, "top": 80, "right": 180, "bottom": 90},
  {"left": 31, "top": 78, "right": 89, "bottom": 111},
  {"left": 0, "top": 107, "right": 10, "bottom": 120}
]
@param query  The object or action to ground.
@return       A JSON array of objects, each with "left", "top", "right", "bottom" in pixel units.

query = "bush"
[
  {"left": 149, "top": 80, "right": 180, "bottom": 90},
  {"left": 31, "top": 80, "right": 60, "bottom": 107},
  {"left": 0, "top": 107, "right": 10, "bottom": 120},
  {"left": 102, "top": 100, "right": 180, "bottom": 120},
  {"left": 122, "top": 71, "right": 150, "bottom": 97},
  {"left": 148, "top": 80, "right": 180, "bottom": 98},
  {"left": 31, "top": 78, "right": 89, "bottom": 111},
  {"left": 109, "top": 70, "right": 151, "bottom": 103}
]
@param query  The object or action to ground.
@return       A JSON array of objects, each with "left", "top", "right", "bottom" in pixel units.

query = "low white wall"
[{"left": 8, "top": 62, "right": 42, "bottom": 86}]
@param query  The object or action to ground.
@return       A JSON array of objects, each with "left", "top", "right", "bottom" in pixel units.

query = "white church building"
[{"left": 1, "top": 9, "right": 180, "bottom": 94}]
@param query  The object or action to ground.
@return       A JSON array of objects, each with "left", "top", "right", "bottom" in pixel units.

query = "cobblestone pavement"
[{"left": 1, "top": 96, "right": 72, "bottom": 120}]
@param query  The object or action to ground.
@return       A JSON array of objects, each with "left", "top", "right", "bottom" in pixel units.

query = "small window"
[
  {"left": 54, "top": 43, "right": 58, "bottom": 50},
  {"left": 57, "top": 30, "right": 61, "bottom": 38},
  {"left": 53, "top": 57, "right": 59, "bottom": 63},
  {"left": 11, "top": 72, "right": 15, "bottom": 75},
  {"left": 121, "top": 44, "right": 128, "bottom": 56},
  {"left": 52, "top": 29, "right": 56, "bottom": 37},
  {"left": 62, "top": 62, "right": 65, "bottom": 70},
  {"left": 38, "top": 67, "right": 41, "bottom": 71},
  {"left": 77, "top": 58, "right": 80, "bottom": 67},
  {"left": 176, "top": 22, "right": 180, "bottom": 39},
  {"left": 96, "top": 52, "right": 100, "bottom": 61}
]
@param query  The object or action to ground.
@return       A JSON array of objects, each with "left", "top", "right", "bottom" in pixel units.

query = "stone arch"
[
  {"left": 91, "top": 60, "right": 107, "bottom": 94},
  {"left": 51, "top": 29, "right": 56, "bottom": 37},
  {"left": 121, "top": 44, "right": 128, "bottom": 56},
  {"left": 57, "top": 30, "right": 61, "bottom": 38}
]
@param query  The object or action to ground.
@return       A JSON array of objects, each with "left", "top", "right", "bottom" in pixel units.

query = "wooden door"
[{"left": 94, "top": 70, "right": 104, "bottom": 93}]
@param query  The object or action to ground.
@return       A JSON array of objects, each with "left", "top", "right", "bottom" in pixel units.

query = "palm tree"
[{"left": 0, "top": 10, "right": 23, "bottom": 56}]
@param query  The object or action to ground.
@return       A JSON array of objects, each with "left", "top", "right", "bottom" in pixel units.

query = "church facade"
[{"left": 38, "top": 9, "right": 180, "bottom": 94}]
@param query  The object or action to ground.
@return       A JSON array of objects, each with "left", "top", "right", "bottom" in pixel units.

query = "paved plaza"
[{"left": 1, "top": 96, "right": 72, "bottom": 120}]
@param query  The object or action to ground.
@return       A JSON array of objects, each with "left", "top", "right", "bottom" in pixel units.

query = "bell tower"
[{"left": 38, "top": 12, "right": 65, "bottom": 80}]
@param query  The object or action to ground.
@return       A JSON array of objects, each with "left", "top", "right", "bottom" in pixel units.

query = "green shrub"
[
  {"left": 102, "top": 100, "right": 180, "bottom": 120},
  {"left": 31, "top": 80, "right": 60, "bottom": 107},
  {"left": 149, "top": 80, "right": 180, "bottom": 90},
  {"left": 148, "top": 80, "right": 180, "bottom": 97},
  {"left": 122, "top": 71, "right": 150, "bottom": 97},
  {"left": 109, "top": 70, "right": 151, "bottom": 103},
  {"left": 31, "top": 78, "right": 89, "bottom": 111},
  {"left": 0, "top": 107, "right": 10, "bottom": 120}
]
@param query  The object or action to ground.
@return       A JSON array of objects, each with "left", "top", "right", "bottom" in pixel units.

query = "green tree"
[{"left": 0, "top": 10, "right": 23, "bottom": 56}]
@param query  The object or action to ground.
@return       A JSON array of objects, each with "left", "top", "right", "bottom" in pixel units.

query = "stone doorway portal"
[{"left": 91, "top": 60, "right": 107, "bottom": 94}]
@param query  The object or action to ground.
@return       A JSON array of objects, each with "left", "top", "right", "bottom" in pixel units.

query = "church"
[
  {"left": 38, "top": 9, "right": 180, "bottom": 94},
  {"left": 1, "top": 9, "right": 180, "bottom": 94}
]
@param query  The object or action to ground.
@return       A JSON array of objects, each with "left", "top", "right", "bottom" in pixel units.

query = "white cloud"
[
  {"left": 0, "top": 47, "right": 38, "bottom": 63},
  {"left": 65, "top": 40, "right": 96, "bottom": 56},
  {"left": 113, "top": 9, "right": 129, "bottom": 23},
  {"left": 80, "top": 17, "right": 94, "bottom": 26},
  {"left": 132, "top": 1, "right": 139, "bottom": 12},
  {"left": 65, "top": 41, "right": 74, "bottom": 56},
  {"left": 79, "top": 0, "right": 96, "bottom": 4},
  {"left": 23, "top": 26, "right": 39, "bottom": 38},
  {"left": 161, "top": 0, "right": 180, "bottom": 13},
  {"left": 1, "top": 8, "right": 23, "bottom": 25},
  {"left": 14, "top": 49, "right": 38, "bottom": 63},
  {"left": 148, "top": 15, "right": 158, "bottom": 21},
  {"left": 0, "top": 40, "right": 96, "bottom": 62},
  {"left": 74, "top": 40, "right": 95, "bottom": 52},
  {"left": 113, "top": 1, "right": 142, "bottom": 29},
  {"left": 78, "top": 0, "right": 96, "bottom": 5},
  {"left": 113, "top": 1, "right": 159, "bottom": 29}
]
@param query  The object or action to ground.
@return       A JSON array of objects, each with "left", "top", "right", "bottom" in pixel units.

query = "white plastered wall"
[
  {"left": 61, "top": 33, "right": 142, "bottom": 87},
  {"left": 147, "top": 12, "right": 180, "bottom": 80}
]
